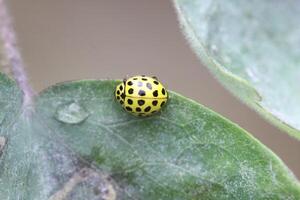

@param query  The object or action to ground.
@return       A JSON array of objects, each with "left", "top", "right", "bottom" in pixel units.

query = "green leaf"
[
  {"left": 0, "top": 73, "right": 299, "bottom": 199},
  {"left": 174, "top": 0, "right": 300, "bottom": 140}
]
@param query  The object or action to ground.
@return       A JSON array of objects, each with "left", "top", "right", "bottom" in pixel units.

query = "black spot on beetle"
[
  {"left": 153, "top": 90, "right": 158, "bottom": 97},
  {"left": 116, "top": 96, "right": 120, "bottom": 100},
  {"left": 128, "top": 88, "right": 134, "bottom": 95},
  {"left": 162, "top": 88, "right": 166, "bottom": 95},
  {"left": 138, "top": 100, "right": 145, "bottom": 106},
  {"left": 126, "top": 106, "right": 132, "bottom": 111},
  {"left": 153, "top": 80, "right": 159, "bottom": 85},
  {"left": 146, "top": 83, "right": 152, "bottom": 90},
  {"left": 127, "top": 99, "right": 133, "bottom": 105},
  {"left": 144, "top": 106, "right": 151, "bottom": 112},
  {"left": 152, "top": 100, "right": 158, "bottom": 106},
  {"left": 136, "top": 107, "right": 141, "bottom": 112},
  {"left": 120, "top": 100, "right": 124, "bottom": 104},
  {"left": 142, "top": 78, "right": 148, "bottom": 81},
  {"left": 127, "top": 81, "right": 133, "bottom": 86},
  {"left": 119, "top": 85, "right": 123, "bottom": 90},
  {"left": 121, "top": 93, "right": 126, "bottom": 99},
  {"left": 138, "top": 90, "right": 146, "bottom": 96},
  {"left": 138, "top": 81, "right": 143, "bottom": 87},
  {"left": 133, "top": 78, "right": 138, "bottom": 80},
  {"left": 160, "top": 101, "right": 165, "bottom": 107},
  {"left": 117, "top": 90, "right": 120, "bottom": 95}
]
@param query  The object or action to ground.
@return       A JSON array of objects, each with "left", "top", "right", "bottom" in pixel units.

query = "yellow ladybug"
[{"left": 115, "top": 75, "right": 168, "bottom": 116}]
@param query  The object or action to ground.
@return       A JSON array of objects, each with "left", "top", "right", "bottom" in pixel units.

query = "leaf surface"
[{"left": 0, "top": 73, "right": 299, "bottom": 199}]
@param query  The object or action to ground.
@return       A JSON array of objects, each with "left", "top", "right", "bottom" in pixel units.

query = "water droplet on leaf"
[{"left": 55, "top": 102, "right": 89, "bottom": 124}]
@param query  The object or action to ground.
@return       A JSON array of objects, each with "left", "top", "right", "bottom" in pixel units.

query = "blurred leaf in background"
[{"left": 174, "top": 0, "right": 300, "bottom": 140}]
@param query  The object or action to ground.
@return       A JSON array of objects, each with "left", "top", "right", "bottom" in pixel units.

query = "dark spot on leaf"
[{"left": 93, "top": 187, "right": 101, "bottom": 195}]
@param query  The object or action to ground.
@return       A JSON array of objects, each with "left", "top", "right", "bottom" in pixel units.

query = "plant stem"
[{"left": 0, "top": 0, "right": 34, "bottom": 107}]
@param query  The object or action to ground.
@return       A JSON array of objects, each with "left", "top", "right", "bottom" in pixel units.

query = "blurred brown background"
[{"left": 7, "top": 0, "right": 300, "bottom": 178}]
